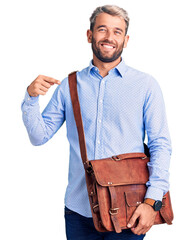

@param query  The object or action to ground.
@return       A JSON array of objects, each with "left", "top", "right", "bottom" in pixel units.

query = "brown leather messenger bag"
[{"left": 68, "top": 71, "right": 174, "bottom": 233}]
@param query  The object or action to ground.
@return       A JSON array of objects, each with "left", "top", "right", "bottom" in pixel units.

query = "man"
[{"left": 22, "top": 5, "right": 172, "bottom": 240}]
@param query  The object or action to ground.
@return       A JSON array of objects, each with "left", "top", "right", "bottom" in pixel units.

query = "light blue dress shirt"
[{"left": 21, "top": 59, "right": 172, "bottom": 217}]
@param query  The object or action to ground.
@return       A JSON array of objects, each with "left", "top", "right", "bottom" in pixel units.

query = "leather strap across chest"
[{"left": 68, "top": 71, "right": 90, "bottom": 169}]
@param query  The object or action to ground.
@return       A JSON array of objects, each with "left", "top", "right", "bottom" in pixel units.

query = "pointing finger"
[{"left": 41, "top": 75, "right": 61, "bottom": 85}]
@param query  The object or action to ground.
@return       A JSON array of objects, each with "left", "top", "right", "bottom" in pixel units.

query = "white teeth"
[{"left": 103, "top": 44, "right": 114, "bottom": 49}]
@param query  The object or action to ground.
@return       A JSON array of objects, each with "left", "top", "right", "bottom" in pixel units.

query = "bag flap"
[{"left": 90, "top": 153, "right": 149, "bottom": 187}]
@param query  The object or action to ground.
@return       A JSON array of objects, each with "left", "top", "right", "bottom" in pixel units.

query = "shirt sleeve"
[
  {"left": 143, "top": 76, "right": 172, "bottom": 201},
  {"left": 21, "top": 84, "right": 66, "bottom": 146}
]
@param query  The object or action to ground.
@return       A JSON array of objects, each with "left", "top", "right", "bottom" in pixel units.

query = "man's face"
[{"left": 87, "top": 13, "right": 129, "bottom": 63}]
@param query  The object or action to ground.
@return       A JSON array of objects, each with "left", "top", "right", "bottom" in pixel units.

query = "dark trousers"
[{"left": 64, "top": 207, "right": 145, "bottom": 240}]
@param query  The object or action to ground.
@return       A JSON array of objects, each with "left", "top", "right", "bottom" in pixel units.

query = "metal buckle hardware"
[
  {"left": 93, "top": 204, "right": 99, "bottom": 209},
  {"left": 109, "top": 208, "right": 119, "bottom": 215},
  {"left": 142, "top": 156, "right": 147, "bottom": 160},
  {"left": 93, "top": 204, "right": 99, "bottom": 213},
  {"left": 111, "top": 155, "right": 121, "bottom": 161},
  {"left": 85, "top": 162, "right": 94, "bottom": 175},
  {"left": 86, "top": 167, "right": 93, "bottom": 174}
]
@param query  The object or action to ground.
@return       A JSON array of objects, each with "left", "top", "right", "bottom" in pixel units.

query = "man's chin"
[
  {"left": 98, "top": 58, "right": 117, "bottom": 63},
  {"left": 96, "top": 54, "right": 121, "bottom": 63}
]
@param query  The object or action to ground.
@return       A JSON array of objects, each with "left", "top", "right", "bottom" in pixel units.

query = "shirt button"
[
  {"left": 100, "top": 99, "right": 103, "bottom": 103},
  {"left": 97, "top": 140, "right": 100, "bottom": 144},
  {"left": 24, "top": 112, "right": 27, "bottom": 115},
  {"left": 99, "top": 119, "right": 101, "bottom": 123},
  {"left": 27, "top": 97, "right": 30, "bottom": 101}
]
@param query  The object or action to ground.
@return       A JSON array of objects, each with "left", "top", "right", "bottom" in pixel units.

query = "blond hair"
[{"left": 90, "top": 5, "right": 130, "bottom": 35}]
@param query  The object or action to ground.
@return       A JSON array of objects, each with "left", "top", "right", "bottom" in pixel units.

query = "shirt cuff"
[
  {"left": 24, "top": 90, "right": 39, "bottom": 105},
  {"left": 144, "top": 186, "right": 164, "bottom": 201}
]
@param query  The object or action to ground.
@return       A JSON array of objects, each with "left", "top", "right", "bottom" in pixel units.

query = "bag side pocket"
[{"left": 124, "top": 185, "right": 146, "bottom": 228}]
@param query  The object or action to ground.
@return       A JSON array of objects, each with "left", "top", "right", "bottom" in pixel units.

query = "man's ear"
[
  {"left": 87, "top": 29, "right": 92, "bottom": 43},
  {"left": 124, "top": 35, "right": 130, "bottom": 48}
]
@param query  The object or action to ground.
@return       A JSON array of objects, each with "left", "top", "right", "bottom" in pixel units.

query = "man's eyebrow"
[
  {"left": 97, "top": 25, "right": 107, "bottom": 29},
  {"left": 97, "top": 25, "right": 123, "bottom": 32}
]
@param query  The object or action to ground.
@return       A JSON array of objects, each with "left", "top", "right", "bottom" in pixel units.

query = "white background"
[{"left": 0, "top": 0, "right": 193, "bottom": 239}]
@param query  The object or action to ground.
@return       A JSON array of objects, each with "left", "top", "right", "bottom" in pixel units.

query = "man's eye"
[
  {"left": 115, "top": 31, "right": 122, "bottom": 35},
  {"left": 99, "top": 28, "right": 106, "bottom": 32}
]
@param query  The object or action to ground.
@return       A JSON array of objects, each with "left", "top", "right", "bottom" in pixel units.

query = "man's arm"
[
  {"left": 144, "top": 76, "right": 172, "bottom": 200},
  {"left": 128, "top": 76, "right": 172, "bottom": 235},
  {"left": 21, "top": 75, "right": 65, "bottom": 146}
]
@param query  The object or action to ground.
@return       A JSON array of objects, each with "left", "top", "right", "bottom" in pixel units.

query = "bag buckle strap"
[
  {"left": 108, "top": 186, "right": 122, "bottom": 233},
  {"left": 109, "top": 208, "right": 119, "bottom": 215}
]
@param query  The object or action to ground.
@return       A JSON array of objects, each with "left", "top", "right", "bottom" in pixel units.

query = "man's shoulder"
[
  {"left": 123, "top": 64, "right": 157, "bottom": 87},
  {"left": 123, "top": 64, "right": 163, "bottom": 96},
  {"left": 124, "top": 64, "right": 152, "bottom": 80}
]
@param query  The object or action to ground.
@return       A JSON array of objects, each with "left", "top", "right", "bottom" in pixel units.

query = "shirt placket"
[{"left": 94, "top": 77, "right": 106, "bottom": 159}]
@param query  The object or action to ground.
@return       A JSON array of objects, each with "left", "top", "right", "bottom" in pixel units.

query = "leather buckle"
[
  {"left": 93, "top": 204, "right": 99, "bottom": 213},
  {"left": 85, "top": 162, "right": 94, "bottom": 175},
  {"left": 109, "top": 208, "right": 119, "bottom": 215},
  {"left": 86, "top": 166, "right": 93, "bottom": 175},
  {"left": 111, "top": 155, "right": 121, "bottom": 161}
]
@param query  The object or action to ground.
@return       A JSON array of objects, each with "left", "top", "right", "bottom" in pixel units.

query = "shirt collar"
[
  {"left": 115, "top": 58, "right": 127, "bottom": 77},
  {"left": 88, "top": 58, "right": 127, "bottom": 78}
]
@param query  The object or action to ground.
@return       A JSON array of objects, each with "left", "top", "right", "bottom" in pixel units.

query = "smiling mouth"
[{"left": 101, "top": 43, "right": 116, "bottom": 49}]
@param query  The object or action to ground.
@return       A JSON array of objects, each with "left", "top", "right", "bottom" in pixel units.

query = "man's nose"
[{"left": 105, "top": 29, "right": 114, "bottom": 41}]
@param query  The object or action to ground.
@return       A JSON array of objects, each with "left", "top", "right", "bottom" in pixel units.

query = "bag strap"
[{"left": 68, "top": 71, "right": 90, "bottom": 170}]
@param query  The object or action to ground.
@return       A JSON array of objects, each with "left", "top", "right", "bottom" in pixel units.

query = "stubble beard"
[{"left": 91, "top": 37, "right": 124, "bottom": 63}]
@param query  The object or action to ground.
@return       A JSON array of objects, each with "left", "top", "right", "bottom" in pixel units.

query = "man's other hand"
[{"left": 127, "top": 203, "right": 157, "bottom": 235}]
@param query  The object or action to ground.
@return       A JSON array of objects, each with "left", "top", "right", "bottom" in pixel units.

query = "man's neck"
[{"left": 92, "top": 55, "right": 121, "bottom": 78}]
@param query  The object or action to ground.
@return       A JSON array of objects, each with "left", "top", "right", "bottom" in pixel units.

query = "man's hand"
[
  {"left": 27, "top": 75, "right": 61, "bottom": 97},
  {"left": 127, "top": 203, "right": 157, "bottom": 235}
]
